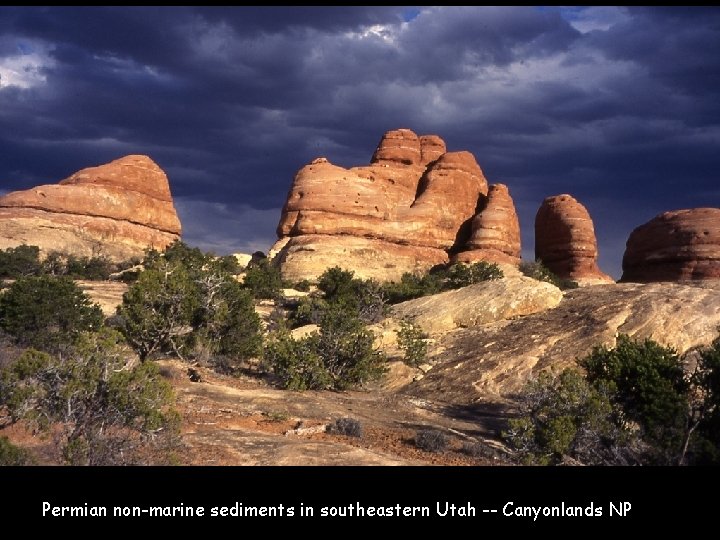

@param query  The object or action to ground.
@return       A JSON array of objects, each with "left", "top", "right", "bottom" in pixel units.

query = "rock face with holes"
[
  {"left": 272, "top": 128, "right": 527, "bottom": 282},
  {"left": 535, "top": 194, "right": 612, "bottom": 285},
  {"left": 0, "top": 155, "right": 181, "bottom": 262},
  {"left": 622, "top": 208, "right": 720, "bottom": 282}
]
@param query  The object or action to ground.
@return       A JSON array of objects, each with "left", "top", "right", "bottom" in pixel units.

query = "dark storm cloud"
[{"left": 1, "top": 6, "right": 719, "bottom": 278}]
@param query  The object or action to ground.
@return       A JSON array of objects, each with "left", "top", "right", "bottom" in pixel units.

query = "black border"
[{"left": 4, "top": 465, "right": 717, "bottom": 532}]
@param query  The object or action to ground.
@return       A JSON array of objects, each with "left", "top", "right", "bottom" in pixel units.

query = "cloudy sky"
[{"left": 1, "top": 7, "right": 718, "bottom": 278}]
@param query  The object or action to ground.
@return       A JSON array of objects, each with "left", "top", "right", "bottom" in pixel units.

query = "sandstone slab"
[
  {"left": 408, "top": 281, "right": 720, "bottom": 403},
  {"left": 391, "top": 276, "right": 563, "bottom": 334}
]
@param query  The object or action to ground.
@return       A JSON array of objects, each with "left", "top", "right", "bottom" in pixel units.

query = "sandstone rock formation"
[
  {"left": 0, "top": 155, "right": 181, "bottom": 262},
  {"left": 408, "top": 281, "right": 720, "bottom": 403},
  {"left": 390, "top": 276, "right": 562, "bottom": 334},
  {"left": 272, "top": 128, "right": 526, "bottom": 282},
  {"left": 273, "top": 234, "right": 449, "bottom": 283},
  {"left": 452, "top": 184, "right": 521, "bottom": 267},
  {"left": 622, "top": 208, "right": 720, "bottom": 282},
  {"left": 233, "top": 253, "right": 253, "bottom": 269},
  {"left": 535, "top": 194, "right": 611, "bottom": 284}
]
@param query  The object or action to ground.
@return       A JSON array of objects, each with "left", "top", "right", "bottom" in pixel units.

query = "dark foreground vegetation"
[{"left": 504, "top": 335, "right": 720, "bottom": 465}]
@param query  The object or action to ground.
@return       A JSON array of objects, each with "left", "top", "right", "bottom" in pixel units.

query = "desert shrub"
[
  {"left": 64, "top": 255, "right": 113, "bottom": 280},
  {"left": 291, "top": 267, "right": 386, "bottom": 327},
  {"left": 214, "top": 255, "right": 243, "bottom": 276},
  {"left": 505, "top": 335, "right": 720, "bottom": 465},
  {"left": 289, "top": 296, "right": 328, "bottom": 328},
  {"left": 382, "top": 272, "right": 439, "bottom": 304},
  {"left": 263, "top": 331, "right": 330, "bottom": 391},
  {"left": 692, "top": 338, "right": 720, "bottom": 464},
  {"left": 264, "top": 308, "right": 386, "bottom": 391},
  {"left": 382, "top": 262, "right": 503, "bottom": 304},
  {"left": 317, "top": 267, "right": 386, "bottom": 323},
  {"left": 415, "top": 429, "right": 449, "bottom": 453},
  {"left": 117, "top": 242, "right": 262, "bottom": 364},
  {"left": 461, "top": 441, "right": 495, "bottom": 459},
  {"left": 116, "top": 259, "right": 199, "bottom": 360},
  {"left": 0, "top": 276, "right": 103, "bottom": 353},
  {"left": 0, "top": 436, "right": 33, "bottom": 466},
  {"left": 146, "top": 241, "right": 206, "bottom": 269},
  {"left": 117, "top": 269, "right": 142, "bottom": 284},
  {"left": 581, "top": 336, "right": 691, "bottom": 464},
  {"left": 397, "top": 319, "right": 428, "bottom": 367},
  {"left": 314, "top": 308, "right": 387, "bottom": 390},
  {"left": 0, "top": 245, "right": 42, "bottom": 278},
  {"left": 503, "top": 369, "right": 631, "bottom": 465},
  {"left": 41, "top": 251, "right": 140, "bottom": 281},
  {"left": 444, "top": 261, "right": 504, "bottom": 288},
  {"left": 519, "top": 260, "right": 578, "bottom": 290},
  {"left": 242, "top": 258, "right": 284, "bottom": 300},
  {"left": 0, "top": 330, "right": 179, "bottom": 465},
  {"left": 293, "top": 279, "right": 311, "bottom": 292},
  {"left": 328, "top": 417, "right": 363, "bottom": 438}
]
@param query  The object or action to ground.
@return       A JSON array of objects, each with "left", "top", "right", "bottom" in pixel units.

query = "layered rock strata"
[
  {"left": 622, "top": 208, "right": 720, "bottom": 282},
  {"left": 0, "top": 155, "right": 181, "bottom": 262},
  {"left": 272, "top": 128, "right": 525, "bottom": 282},
  {"left": 452, "top": 183, "right": 521, "bottom": 266},
  {"left": 535, "top": 194, "right": 611, "bottom": 284}
]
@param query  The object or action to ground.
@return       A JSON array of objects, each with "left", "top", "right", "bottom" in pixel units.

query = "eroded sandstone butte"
[
  {"left": 535, "top": 194, "right": 612, "bottom": 284},
  {"left": 0, "top": 155, "right": 181, "bottom": 262},
  {"left": 622, "top": 208, "right": 720, "bottom": 282},
  {"left": 272, "top": 128, "right": 523, "bottom": 282},
  {"left": 452, "top": 183, "right": 521, "bottom": 267}
]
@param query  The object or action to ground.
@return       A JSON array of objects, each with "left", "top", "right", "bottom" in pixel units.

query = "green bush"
[
  {"left": 315, "top": 308, "right": 387, "bottom": 390},
  {"left": 397, "top": 319, "right": 428, "bottom": 367},
  {"left": 263, "top": 331, "right": 330, "bottom": 391},
  {"left": 0, "top": 436, "right": 33, "bottom": 465},
  {"left": 291, "top": 267, "right": 386, "bottom": 327},
  {"left": 194, "top": 279, "right": 263, "bottom": 371},
  {"left": 64, "top": 255, "right": 113, "bottom": 280},
  {"left": 519, "top": 260, "right": 578, "bottom": 290},
  {"left": 264, "top": 308, "right": 387, "bottom": 391},
  {"left": 503, "top": 369, "right": 628, "bottom": 465},
  {"left": 117, "top": 243, "right": 262, "bottom": 365},
  {"left": 693, "top": 337, "right": 720, "bottom": 464},
  {"left": 505, "top": 335, "right": 720, "bottom": 465},
  {"left": 317, "top": 267, "right": 386, "bottom": 323},
  {"left": 0, "top": 245, "right": 135, "bottom": 281},
  {"left": 581, "top": 336, "right": 690, "bottom": 464},
  {"left": 0, "top": 245, "right": 42, "bottom": 278},
  {"left": 242, "top": 258, "right": 284, "bottom": 300},
  {"left": 444, "top": 261, "right": 504, "bottom": 288},
  {"left": 117, "top": 259, "right": 198, "bottom": 360},
  {"left": 0, "top": 276, "right": 103, "bottom": 353},
  {"left": 382, "top": 261, "right": 504, "bottom": 304},
  {"left": 289, "top": 295, "right": 328, "bottom": 328},
  {"left": 38, "top": 250, "right": 134, "bottom": 280},
  {"left": 0, "top": 330, "right": 179, "bottom": 465},
  {"left": 382, "top": 272, "right": 439, "bottom": 304},
  {"left": 293, "top": 279, "right": 312, "bottom": 292}
]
